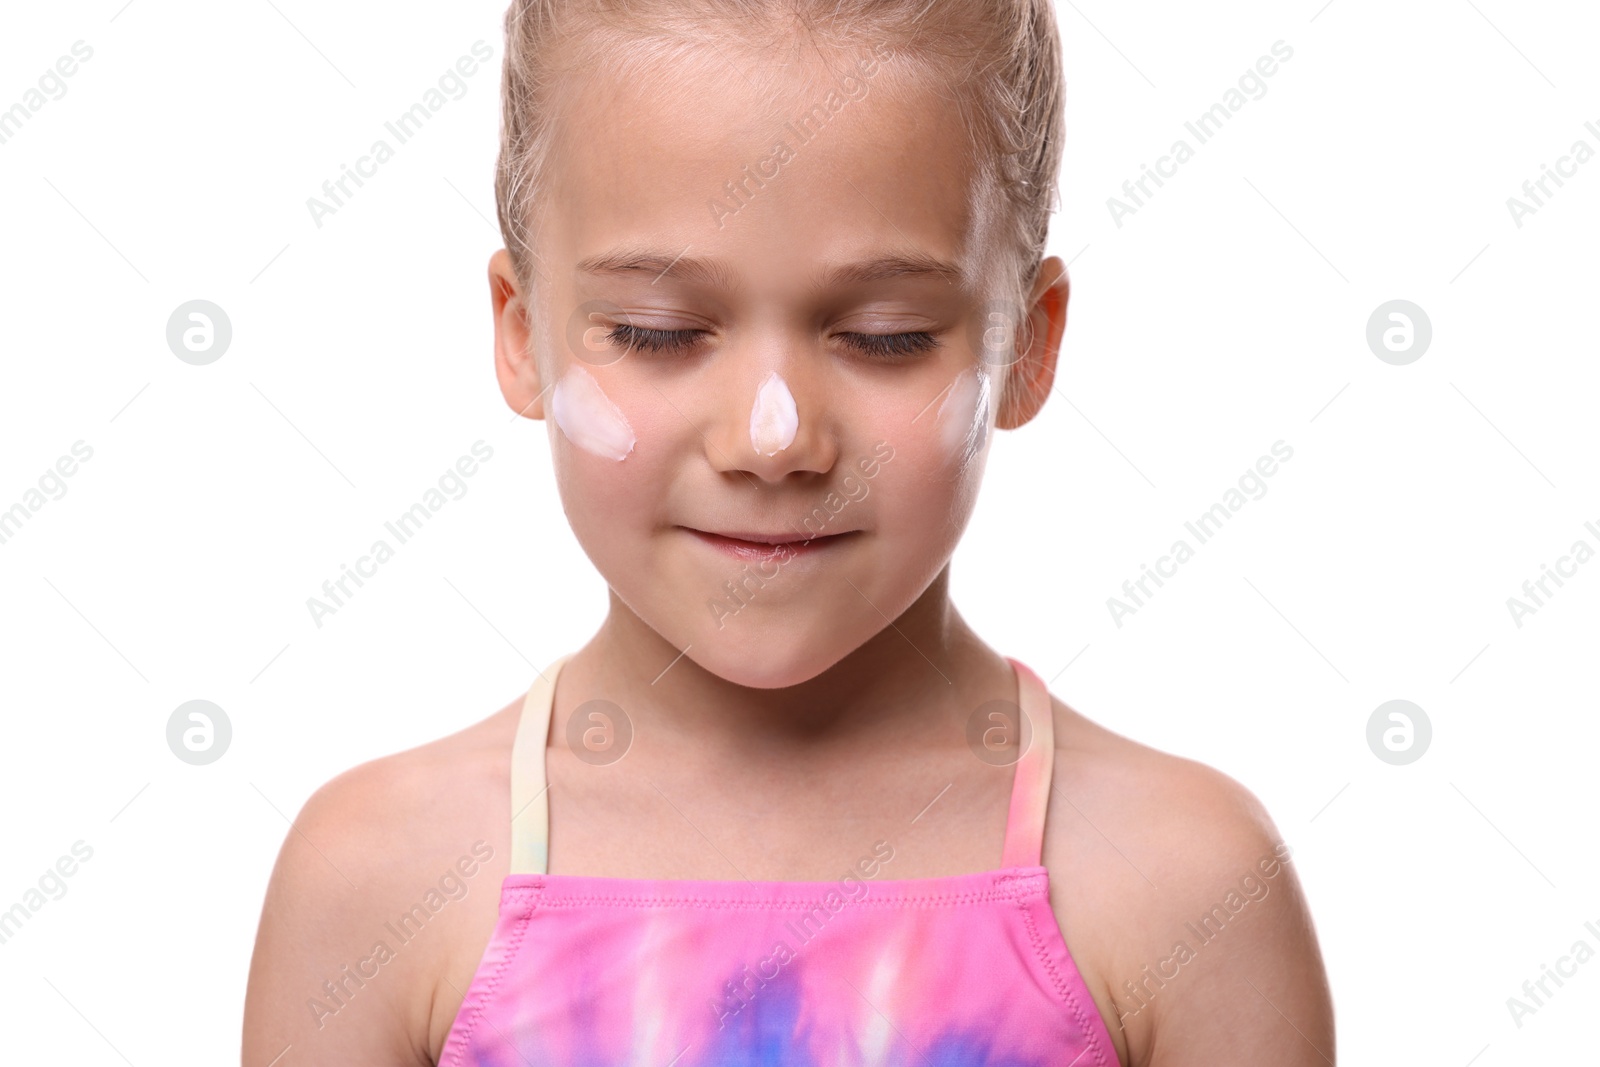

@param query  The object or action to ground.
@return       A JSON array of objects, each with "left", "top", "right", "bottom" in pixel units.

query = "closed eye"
[
  {"left": 604, "top": 323, "right": 939, "bottom": 362},
  {"left": 605, "top": 323, "right": 704, "bottom": 355},
  {"left": 840, "top": 331, "right": 940, "bottom": 361}
]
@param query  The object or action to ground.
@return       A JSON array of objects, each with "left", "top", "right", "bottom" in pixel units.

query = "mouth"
[{"left": 683, "top": 527, "right": 857, "bottom": 562}]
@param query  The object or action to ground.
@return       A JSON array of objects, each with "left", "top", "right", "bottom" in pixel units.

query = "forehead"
[{"left": 540, "top": 42, "right": 999, "bottom": 293}]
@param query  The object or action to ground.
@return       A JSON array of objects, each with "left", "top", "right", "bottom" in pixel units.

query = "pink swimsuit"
[{"left": 439, "top": 654, "right": 1119, "bottom": 1065}]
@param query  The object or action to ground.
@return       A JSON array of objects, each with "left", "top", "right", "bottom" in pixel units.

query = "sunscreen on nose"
[
  {"left": 936, "top": 366, "right": 990, "bottom": 467},
  {"left": 750, "top": 371, "right": 798, "bottom": 456},
  {"left": 551, "top": 365, "right": 635, "bottom": 460}
]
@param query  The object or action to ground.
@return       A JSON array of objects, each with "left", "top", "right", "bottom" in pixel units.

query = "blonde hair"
[{"left": 495, "top": 0, "right": 1063, "bottom": 306}]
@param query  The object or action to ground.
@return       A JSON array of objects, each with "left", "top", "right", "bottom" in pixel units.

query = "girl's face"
[{"left": 491, "top": 43, "right": 1067, "bottom": 689}]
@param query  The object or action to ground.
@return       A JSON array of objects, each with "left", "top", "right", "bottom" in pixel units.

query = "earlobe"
[
  {"left": 490, "top": 249, "right": 546, "bottom": 421},
  {"left": 995, "top": 257, "right": 1068, "bottom": 431}
]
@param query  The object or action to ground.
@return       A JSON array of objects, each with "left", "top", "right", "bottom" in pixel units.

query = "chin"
[{"left": 686, "top": 626, "right": 858, "bottom": 690}]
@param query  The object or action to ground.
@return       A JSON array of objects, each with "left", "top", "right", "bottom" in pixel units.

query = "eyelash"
[{"left": 604, "top": 324, "right": 940, "bottom": 362}]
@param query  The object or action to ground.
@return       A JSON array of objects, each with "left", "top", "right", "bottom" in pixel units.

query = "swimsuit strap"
[
  {"left": 508, "top": 653, "right": 572, "bottom": 875},
  {"left": 508, "top": 653, "right": 1055, "bottom": 875},
  {"left": 1000, "top": 656, "right": 1056, "bottom": 869}
]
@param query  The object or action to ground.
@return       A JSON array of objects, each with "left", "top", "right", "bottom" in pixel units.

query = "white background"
[{"left": 1, "top": 0, "right": 1596, "bottom": 1063}]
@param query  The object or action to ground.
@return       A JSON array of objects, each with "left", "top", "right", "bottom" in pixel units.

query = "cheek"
[
  {"left": 547, "top": 367, "right": 677, "bottom": 533},
  {"left": 870, "top": 377, "right": 990, "bottom": 532},
  {"left": 862, "top": 439, "right": 981, "bottom": 605},
  {"left": 932, "top": 365, "right": 991, "bottom": 471},
  {"left": 843, "top": 365, "right": 993, "bottom": 493},
  {"left": 550, "top": 365, "right": 635, "bottom": 461}
]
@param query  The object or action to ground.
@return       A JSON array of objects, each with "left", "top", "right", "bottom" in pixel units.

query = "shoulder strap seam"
[
  {"left": 1001, "top": 657, "right": 1055, "bottom": 869},
  {"left": 508, "top": 656, "right": 568, "bottom": 875}
]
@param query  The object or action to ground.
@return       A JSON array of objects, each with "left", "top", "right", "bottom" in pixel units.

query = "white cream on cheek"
[
  {"left": 935, "top": 366, "right": 991, "bottom": 468},
  {"left": 550, "top": 365, "right": 636, "bottom": 461},
  {"left": 749, "top": 371, "right": 798, "bottom": 456}
]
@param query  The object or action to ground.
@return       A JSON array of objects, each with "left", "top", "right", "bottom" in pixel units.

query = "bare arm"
[
  {"left": 1044, "top": 721, "right": 1336, "bottom": 1067},
  {"left": 241, "top": 763, "right": 437, "bottom": 1067},
  {"left": 1139, "top": 780, "right": 1335, "bottom": 1065}
]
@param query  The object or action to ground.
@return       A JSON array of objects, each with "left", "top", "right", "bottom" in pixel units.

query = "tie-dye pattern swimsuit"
[{"left": 439, "top": 654, "right": 1119, "bottom": 1066}]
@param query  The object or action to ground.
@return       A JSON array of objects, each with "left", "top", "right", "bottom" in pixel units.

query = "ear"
[
  {"left": 994, "top": 256, "right": 1068, "bottom": 431},
  {"left": 490, "top": 248, "right": 547, "bottom": 420}
]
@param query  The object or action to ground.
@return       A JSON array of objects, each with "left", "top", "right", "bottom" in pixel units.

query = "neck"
[{"left": 573, "top": 566, "right": 1008, "bottom": 749}]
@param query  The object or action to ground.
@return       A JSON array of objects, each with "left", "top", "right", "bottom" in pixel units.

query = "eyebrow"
[{"left": 574, "top": 247, "right": 965, "bottom": 292}]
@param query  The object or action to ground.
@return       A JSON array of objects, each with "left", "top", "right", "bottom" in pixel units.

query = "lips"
[
  {"left": 703, "top": 530, "right": 822, "bottom": 545},
  {"left": 684, "top": 527, "right": 855, "bottom": 562}
]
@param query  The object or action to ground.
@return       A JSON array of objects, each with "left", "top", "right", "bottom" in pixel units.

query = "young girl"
[{"left": 243, "top": 2, "right": 1333, "bottom": 1064}]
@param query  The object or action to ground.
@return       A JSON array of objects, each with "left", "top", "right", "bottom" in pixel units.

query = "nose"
[{"left": 703, "top": 361, "right": 839, "bottom": 484}]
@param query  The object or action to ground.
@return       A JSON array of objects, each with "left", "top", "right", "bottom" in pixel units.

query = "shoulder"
[
  {"left": 1041, "top": 694, "right": 1281, "bottom": 897},
  {"left": 1041, "top": 697, "right": 1334, "bottom": 1067},
  {"left": 241, "top": 698, "right": 522, "bottom": 1066}
]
